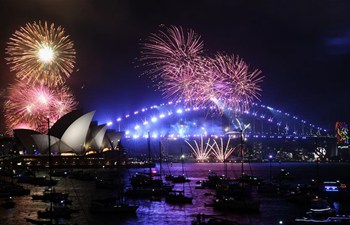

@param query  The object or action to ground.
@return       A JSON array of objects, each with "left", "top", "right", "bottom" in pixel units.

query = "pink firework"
[
  {"left": 160, "top": 56, "right": 214, "bottom": 107},
  {"left": 211, "top": 53, "right": 264, "bottom": 112},
  {"left": 141, "top": 25, "right": 206, "bottom": 105},
  {"left": 140, "top": 26, "right": 263, "bottom": 113},
  {"left": 4, "top": 81, "right": 78, "bottom": 133}
]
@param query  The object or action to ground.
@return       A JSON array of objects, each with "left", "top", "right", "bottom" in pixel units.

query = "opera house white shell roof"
[{"left": 14, "top": 110, "right": 120, "bottom": 155}]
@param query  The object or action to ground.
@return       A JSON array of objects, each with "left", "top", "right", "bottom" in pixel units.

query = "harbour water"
[{"left": 1, "top": 162, "right": 350, "bottom": 225}]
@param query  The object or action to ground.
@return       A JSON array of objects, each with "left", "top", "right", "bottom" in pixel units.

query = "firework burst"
[
  {"left": 5, "top": 21, "right": 76, "bottom": 86},
  {"left": 141, "top": 25, "right": 207, "bottom": 106},
  {"left": 4, "top": 81, "right": 78, "bottom": 133},
  {"left": 140, "top": 26, "right": 264, "bottom": 114},
  {"left": 185, "top": 135, "right": 211, "bottom": 162},
  {"left": 208, "top": 137, "right": 236, "bottom": 162},
  {"left": 211, "top": 53, "right": 264, "bottom": 112}
]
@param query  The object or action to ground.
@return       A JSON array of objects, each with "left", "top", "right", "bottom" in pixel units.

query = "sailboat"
[
  {"left": 32, "top": 187, "right": 71, "bottom": 204},
  {"left": 165, "top": 150, "right": 193, "bottom": 204},
  {"left": 288, "top": 197, "right": 350, "bottom": 224},
  {"left": 89, "top": 196, "right": 139, "bottom": 214},
  {"left": 90, "top": 147, "right": 139, "bottom": 214},
  {"left": 35, "top": 118, "right": 78, "bottom": 222},
  {"left": 212, "top": 130, "right": 260, "bottom": 213},
  {"left": 166, "top": 147, "right": 191, "bottom": 183},
  {"left": 125, "top": 135, "right": 173, "bottom": 198}
]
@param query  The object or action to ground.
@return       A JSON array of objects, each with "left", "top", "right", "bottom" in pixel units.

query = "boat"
[
  {"left": 319, "top": 180, "right": 350, "bottom": 202},
  {"left": 165, "top": 150, "right": 191, "bottom": 183},
  {"left": 126, "top": 139, "right": 174, "bottom": 197},
  {"left": 202, "top": 170, "right": 229, "bottom": 188},
  {"left": 25, "top": 218, "right": 78, "bottom": 225},
  {"left": 89, "top": 197, "right": 139, "bottom": 214},
  {"left": 273, "top": 168, "right": 295, "bottom": 182},
  {"left": 215, "top": 180, "right": 252, "bottom": 199},
  {"left": 32, "top": 187, "right": 69, "bottom": 203},
  {"left": 212, "top": 196, "right": 260, "bottom": 213},
  {"left": 25, "top": 218, "right": 52, "bottom": 225},
  {"left": 195, "top": 181, "right": 205, "bottom": 189},
  {"left": 287, "top": 197, "right": 350, "bottom": 224},
  {"left": 235, "top": 172, "right": 264, "bottom": 185},
  {"left": 125, "top": 184, "right": 173, "bottom": 197},
  {"left": 166, "top": 174, "right": 191, "bottom": 183},
  {"left": 165, "top": 151, "right": 193, "bottom": 204},
  {"left": 165, "top": 190, "right": 193, "bottom": 204},
  {"left": 211, "top": 134, "right": 260, "bottom": 213},
  {"left": 125, "top": 171, "right": 174, "bottom": 197},
  {"left": 291, "top": 215, "right": 350, "bottom": 224},
  {"left": 37, "top": 125, "right": 73, "bottom": 221},
  {"left": 257, "top": 181, "right": 291, "bottom": 196},
  {"left": 37, "top": 203, "right": 78, "bottom": 219},
  {"left": 191, "top": 214, "right": 247, "bottom": 225}
]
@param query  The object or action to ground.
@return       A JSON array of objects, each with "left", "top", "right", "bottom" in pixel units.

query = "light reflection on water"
[{"left": 1, "top": 162, "right": 350, "bottom": 225}]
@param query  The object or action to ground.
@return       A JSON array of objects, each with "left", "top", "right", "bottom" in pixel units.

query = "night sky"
[{"left": 1, "top": 0, "right": 350, "bottom": 132}]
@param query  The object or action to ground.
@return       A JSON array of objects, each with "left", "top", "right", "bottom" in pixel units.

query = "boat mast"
[
  {"left": 181, "top": 147, "right": 184, "bottom": 175},
  {"left": 180, "top": 147, "right": 185, "bottom": 193},
  {"left": 47, "top": 116, "right": 53, "bottom": 224},
  {"left": 147, "top": 131, "right": 151, "bottom": 176},
  {"left": 159, "top": 141, "right": 162, "bottom": 179},
  {"left": 240, "top": 129, "right": 244, "bottom": 178}
]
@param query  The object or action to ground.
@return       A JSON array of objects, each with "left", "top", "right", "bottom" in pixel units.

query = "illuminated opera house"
[{"left": 11, "top": 110, "right": 126, "bottom": 168}]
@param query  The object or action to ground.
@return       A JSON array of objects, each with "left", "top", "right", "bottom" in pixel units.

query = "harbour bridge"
[
  {"left": 117, "top": 101, "right": 333, "bottom": 140},
  {"left": 116, "top": 101, "right": 339, "bottom": 159}
]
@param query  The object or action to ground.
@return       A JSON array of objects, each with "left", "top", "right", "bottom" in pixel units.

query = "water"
[{"left": 1, "top": 162, "right": 350, "bottom": 225}]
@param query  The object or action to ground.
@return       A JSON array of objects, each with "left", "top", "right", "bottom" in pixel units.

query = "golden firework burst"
[{"left": 5, "top": 21, "right": 76, "bottom": 86}]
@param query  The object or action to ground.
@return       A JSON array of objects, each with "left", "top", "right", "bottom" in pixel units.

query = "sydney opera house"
[{"left": 5, "top": 110, "right": 127, "bottom": 168}]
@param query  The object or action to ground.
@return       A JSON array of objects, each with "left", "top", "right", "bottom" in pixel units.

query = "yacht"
[
  {"left": 165, "top": 190, "right": 193, "bottom": 204},
  {"left": 288, "top": 197, "right": 350, "bottom": 224},
  {"left": 89, "top": 197, "right": 139, "bottom": 214}
]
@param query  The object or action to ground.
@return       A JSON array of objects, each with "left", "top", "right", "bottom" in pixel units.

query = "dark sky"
[{"left": 0, "top": 0, "right": 350, "bottom": 132}]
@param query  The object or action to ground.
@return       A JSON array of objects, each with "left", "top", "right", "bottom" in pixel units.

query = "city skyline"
[{"left": 1, "top": 1, "right": 350, "bottom": 133}]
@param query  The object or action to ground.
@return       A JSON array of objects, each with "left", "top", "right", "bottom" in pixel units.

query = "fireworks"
[
  {"left": 5, "top": 21, "right": 76, "bottom": 86},
  {"left": 208, "top": 137, "right": 236, "bottom": 162},
  {"left": 4, "top": 81, "right": 78, "bottom": 133},
  {"left": 140, "top": 25, "right": 264, "bottom": 113},
  {"left": 140, "top": 25, "right": 207, "bottom": 106},
  {"left": 3, "top": 21, "right": 78, "bottom": 135},
  {"left": 185, "top": 135, "right": 211, "bottom": 162},
  {"left": 212, "top": 53, "right": 263, "bottom": 112}
]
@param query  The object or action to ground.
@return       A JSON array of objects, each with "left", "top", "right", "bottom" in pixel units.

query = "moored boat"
[
  {"left": 89, "top": 197, "right": 138, "bottom": 214},
  {"left": 212, "top": 196, "right": 260, "bottom": 213},
  {"left": 286, "top": 197, "right": 350, "bottom": 224},
  {"left": 32, "top": 187, "right": 69, "bottom": 203},
  {"left": 165, "top": 190, "right": 193, "bottom": 204}
]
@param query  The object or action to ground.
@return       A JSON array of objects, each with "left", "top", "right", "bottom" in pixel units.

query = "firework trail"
[
  {"left": 208, "top": 136, "right": 236, "bottom": 162},
  {"left": 185, "top": 135, "right": 211, "bottom": 162},
  {"left": 4, "top": 81, "right": 78, "bottom": 133},
  {"left": 5, "top": 21, "right": 76, "bottom": 86}
]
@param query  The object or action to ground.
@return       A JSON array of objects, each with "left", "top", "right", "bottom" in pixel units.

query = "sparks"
[
  {"left": 5, "top": 21, "right": 76, "bottom": 86},
  {"left": 4, "top": 81, "right": 78, "bottom": 133}
]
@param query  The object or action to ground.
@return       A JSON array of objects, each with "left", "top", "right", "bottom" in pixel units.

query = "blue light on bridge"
[{"left": 117, "top": 101, "right": 329, "bottom": 140}]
